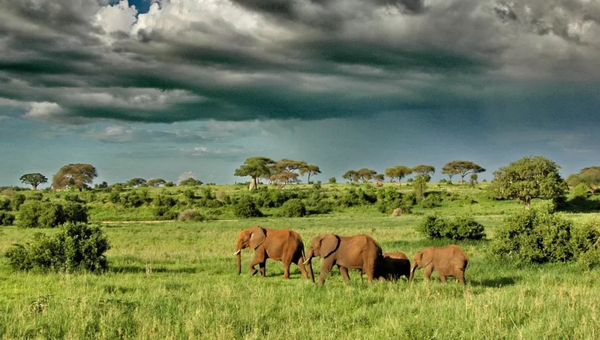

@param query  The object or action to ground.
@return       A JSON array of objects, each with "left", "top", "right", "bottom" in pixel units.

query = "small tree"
[
  {"left": 490, "top": 156, "right": 566, "bottom": 209},
  {"left": 53, "top": 164, "right": 97, "bottom": 191},
  {"left": 385, "top": 166, "right": 413, "bottom": 185},
  {"left": 470, "top": 174, "right": 478, "bottom": 187},
  {"left": 414, "top": 174, "right": 430, "bottom": 199},
  {"left": 342, "top": 170, "right": 359, "bottom": 183},
  {"left": 127, "top": 178, "right": 147, "bottom": 187},
  {"left": 443, "top": 161, "right": 485, "bottom": 184},
  {"left": 567, "top": 167, "right": 600, "bottom": 194},
  {"left": 357, "top": 168, "right": 377, "bottom": 183},
  {"left": 412, "top": 165, "right": 435, "bottom": 177},
  {"left": 19, "top": 173, "right": 48, "bottom": 190},
  {"left": 180, "top": 178, "right": 203, "bottom": 186},
  {"left": 147, "top": 178, "right": 167, "bottom": 187},
  {"left": 270, "top": 171, "right": 299, "bottom": 189},
  {"left": 300, "top": 164, "right": 321, "bottom": 183},
  {"left": 328, "top": 177, "right": 337, "bottom": 184},
  {"left": 373, "top": 174, "right": 385, "bottom": 182},
  {"left": 234, "top": 157, "right": 275, "bottom": 190}
]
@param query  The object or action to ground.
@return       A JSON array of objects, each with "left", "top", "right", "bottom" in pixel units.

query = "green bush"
[
  {"left": 108, "top": 191, "right": 120, "bottom": 204},
  {"left": 153, "top": 207, "right": 178, "bottom": 220},
  {"left": 418, "top": 215, "right": 486, "bottom": 240},
  {"left": 491, "top": 209, "right": 599, "bottom": 264},
  {"left": 0, "top": 198, "right": 10, "bottom": 211},
  {"left": 421, "top": 193, "right": 442, "bottom": 208},
  {"left": 18, "top": 201, "right": 88, "bottom": 228},
  {"left": 279, "top": 199, "right": 307, "bottom": 217},
  {"left": 178, "top": 209, "right": 205, "bottom": 222},
  {"left": 10, "top": 194, "right": 26, "bottom": 211},
  {"left": 328, "top": 177, "right": 337, "bottom": 184},
  {"left": 5, "top": 222, "right": 110, "bottom": 272},
  {"left": 233, "top": 196, "right": 263, "bottom": 218},
  {"left": 571, "top": 183, "right": 589, "bottom": 199},
  {"left": 0, "top": 211, "right": 15, "bottom": 226}
]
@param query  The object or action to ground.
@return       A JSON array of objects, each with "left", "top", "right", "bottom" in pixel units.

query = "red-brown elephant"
[
  {"left": 409, "top": 245, "right": 469, "bottom": 284},
  {"left": 235, "top": 226, "right": 313, "bottom": 281}
]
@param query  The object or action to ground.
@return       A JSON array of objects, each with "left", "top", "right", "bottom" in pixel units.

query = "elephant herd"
[{"left": 234, "top": 226, "right": 469, "bottom": 285}]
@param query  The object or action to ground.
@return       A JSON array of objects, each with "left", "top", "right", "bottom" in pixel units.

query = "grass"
[{"left": 2, "top": 213, "right": 600, "bottom": 339}]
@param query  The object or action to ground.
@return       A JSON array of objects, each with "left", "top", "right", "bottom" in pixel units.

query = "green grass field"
[{"left": 2, "top": 183, "right": 600, "bottom": 339}]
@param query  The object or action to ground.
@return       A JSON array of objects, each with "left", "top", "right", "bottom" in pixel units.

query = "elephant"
[
  {"left": 375, "top": 252, "right": 411, "bottom": 281},
  {"left": 304, "top": 234, "right": 383, "bottom": 285},
  {"left": 234, "top": 226, "right": 313, "bottom": 281},
  {"left": 409, "top": 245, "right": 469, "bottom": 285}
]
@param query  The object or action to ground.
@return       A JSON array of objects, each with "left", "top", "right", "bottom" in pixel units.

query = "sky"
[{"left": 0, "top": 0, "right": 599, "bottom": 187}]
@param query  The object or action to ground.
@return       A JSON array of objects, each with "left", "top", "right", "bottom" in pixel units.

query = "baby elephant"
[
  {"left": 376, "top": 252, "right": 411, "bottom": 281},
  {"left": 409, "top": 245, "right": 469, "bottom": 285}
]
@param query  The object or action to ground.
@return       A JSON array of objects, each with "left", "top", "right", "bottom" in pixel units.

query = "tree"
[
  {"left": 566, "top": 167, "right": 600, "bottom": 194},
  {"left": 414, "top": 174, "right": 430, "bottom": 199},
  {"left": 234, "top": 157, "right": 275, "bottom": 190},
  {"left": 19, "top": 173, "right": 47, "bottom": 190},
  {"left": 127, "top": 178, "right": 147, "bottom": 187},
  {"left": 299, "top": 164, "right": 321, "bottom": 184},
  {"left": 470, "top": 173, "right": 478, "bottom": 188},
  {"left": 342, "top": 170, "right": 359, "bottom": 183},
  {"left": 373, "top": 174, "right": 385, "bottom": 182},
  {"left": 270, "top": 171, "right": 299, "bottom": 189},
  {"left": 442, "top": 161, "right": 485, "bottom": 184},
  {"left": 52, "top": 164, "right": 97, "bottom": 191},
  {"left": 490, "top": 156, "right": 566, "bottom": 209},
  {"left": 180, "top": 178, "right": 203, "bottom": 186},
  {"left": 147, "top": 178, "right": 167, "bottom": 187},
  {"left": 384, "top": 166, "right": 412, "bottom": 185},
  {"left": 356, "top": 168, "right": 377, "bottom": 183},
  {"left": 412, "top": 165, "right": 435, "bottom": 177}
]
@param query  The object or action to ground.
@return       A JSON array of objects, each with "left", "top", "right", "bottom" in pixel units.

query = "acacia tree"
[
  {"left": 19, "top": 173, "right": 47, "bottom": 190},
  {"left": 566, "top": 166, "right": 600, "bottom": 194},
  {"left": 357, "top": 168, "right": 377, "bottom": 183},
  {"left": 52, "top": 164, "right": 98, "bottom": 191},
  {"left": 384, "top": 166, "right": 412, "bottom": 185},
  {"left": 342, "top": 170, "right": 358, "bottom": 183},
  {"left": 127, "top": 178, "right": 147, "bottom": 187},
  {"left": 147, "top": 178, "right": 166, "bottom": 187},
  {"left": 412, "top": 165, "right": 435, "bottom": 177},
  {"left": 374, "top": 174, "right": 385, "bottom": 182},
  {"left": 299, "top": 164, "right": 321, "bottom": 183},
  {"left": 270, "top": 171, "right": 299, "bottom": 189},
  {"left": 234, "top": 157, "right": 275, "bottom": 190},
  {"left": 442, "top": 161, "right": 485, "bottom": 184},
  {"left": 490, "top": 156, "right": 566, "bottom": 209}
]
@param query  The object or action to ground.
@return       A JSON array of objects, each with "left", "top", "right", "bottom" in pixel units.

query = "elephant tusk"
[
  {"left": 303, "top": 259, "right": 310, "bottom": 265},
  {"left": 234, "top": 250, "right": 241, "bottom": 255}
]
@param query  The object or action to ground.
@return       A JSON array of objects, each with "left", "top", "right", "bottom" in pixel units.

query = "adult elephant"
[
  {"left": 234, "top": 226, "right": 313, "bottom": 281},
  {"left": 409, "top": 245, "right": 469, "bottom": 285},
  {"left": 304, "top": 234, "right": 382, "bottom": 285}
]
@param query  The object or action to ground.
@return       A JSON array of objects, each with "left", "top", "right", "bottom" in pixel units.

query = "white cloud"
[{"left": 95, "top": 0, "right": 138, "bottom": 35}]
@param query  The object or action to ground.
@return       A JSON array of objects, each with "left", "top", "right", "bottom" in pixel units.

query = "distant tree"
[
  {"left": 373, "top": 174, "right": 385, "bottom": 182},
  {"left": 234, "top": 157, "right": 275, "bottom": 190},
  {"left": 96, "top": 181, "right": 109, "bottom": 189},
  {"left": 299, "top": 164, "right": 321, "bottom": 184},
  {"left": 19, "top": 173, "right": 47, "bottom": 190},
  {"left": 443, "top": 161, "right": 485, "bottom": 184},
  {"left": 470, "top": 174, "right": 478, "bottom": 188},
  {"left": 490, "top": 156, "right": 566, "bottom": 209},
  {"left": 414, "top": 175, "right": 430, "bottom": 199},
  {"left": 357, "top": 168, "right": 377, "bottom": 183},
  {"left": 270, "top": 171, "right": 299, "bottom": 189},
  {"left": 566, "top": 167, "right": 600, "bottom": 194},
  {"left": 127, "top": 178, "right": 147, "bottom": 187},
  {"left": 52, "top": 164, "right": 97, "bottom": 191},
  {"left": 412, "top": 165, "right": 435, "bottom": 177},
  {"left": 328, "top": 177, "right": 337, "bottom": 184},
  {"left": 180, "top": 178, "right": 203, "bottom": 186},
  {"left": 384, "top": 166, "right": 413, "bottom": 185},
  {"left": 275, "top": 159, "right": 306, "bottom": 172},
  {"left": 342, "top": 170, "right": 359, "bottom": 183},
  {"left": 147, "top": 178, "right": 167, "bottom": 187}
]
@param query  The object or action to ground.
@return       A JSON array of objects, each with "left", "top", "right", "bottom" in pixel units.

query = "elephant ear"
[
  {"left": 320, "top": 234, "right": 340, "bottom": 259},
  {"left": 249, "top": 226, "right": 266, "bottom": 250},
  {"left": 419, "top": 249, "right": 434, "bottom": 268}
]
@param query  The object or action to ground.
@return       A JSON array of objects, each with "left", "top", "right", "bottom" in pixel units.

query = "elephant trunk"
[{"left": 409, "top": 263, "right": 418, "bottom": 282}]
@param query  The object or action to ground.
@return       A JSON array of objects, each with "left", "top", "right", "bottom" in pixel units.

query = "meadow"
[{"left": 1, "top": 183, "right": 600, "bottom": 339}]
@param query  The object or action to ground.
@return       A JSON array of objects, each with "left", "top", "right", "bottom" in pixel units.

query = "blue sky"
[{"left": 1, "top": 0, "right": 599, "bottom": 187}]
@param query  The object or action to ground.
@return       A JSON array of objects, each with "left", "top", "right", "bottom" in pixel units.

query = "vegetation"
[
  {"left": 52, "top": 164, "right": 98, "bottom": 191},
  {"left": 384, "top": 165, "right": 412, "bottom": 184},
  {"left": 567, "top": 166, "right": 600, "bottom": 194},
  {"left": 18, "top": 201, "right": 88, "bottom": 228},
  {"left": 279, "top": 199, "right": 307, "bottom": 217},
  {"left": 442, "top": 161, "right": 485, "bottom": 184},
  {"left": 418, "top": 215, "right": 486, "bottom": 240},
  {"left": 233, "top": 195, "right": 263, "bottom": 218},
  {"left": 19, "top": 173, "right": 48, "bottom": 190}
]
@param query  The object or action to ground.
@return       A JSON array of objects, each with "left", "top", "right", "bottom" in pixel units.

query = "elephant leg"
[
  {"left": 339, "top": 266, "right": 350, "bottom": 283},
  {"left": 249, "top": 251, "right": 266, "bottom": 276},
  {"left": 282, "top": 259, "right": 291, "bottom": 279},
  {"left": 424, "top": 266, "right": 433, "bottom": 282},
  {"left": 259, "top": 262, "right": 266, "bottom": 277},
  {"left": 440, "top": 275, "right": 447, "bottom": 283},
  {"left": 294, "top": 256, "right": 308, "bottom": 279},
  {"left": 456, "top": 270, "right": 466, "bottom": 285},
  {"left": 319, "top": 259, "right": 335, "bottom": 285}
]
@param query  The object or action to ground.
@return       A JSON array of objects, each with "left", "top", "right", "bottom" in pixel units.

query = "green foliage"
[
  {"left": 234, "top": 157, "right": 275, "bottom": 190},
  {"left": 233, "top": 196, "right": 263, "bottom": 218},
  {"left": 109, "top": 191, "right": 120, "bottom": 204},
  {"left": 180, "top": 178, "right": 203, "bottom": 186},
  {"left": 491, "top": 209, "right": 599, "bottom": 264},
  {"left": 164, "top": 181, "right": 175, "bottom": 187},
  {"left": 10, "top": 193, "right": 26, "bottom": 211},
  {"left": 153, "top": 207, "right": 178, "bottom": 220},
  {"left": 178, "top": 209, "right": 206, "bottom": 222},
  {"left": 571, "top": 183, "right": 589, "bottom": 199},
  {"left": 17, "top": 201, "right": 88, "bottom": 228},
  {"left": 313, "top": 182, "right": 322, "bottom": 190},
  {"left": 413, "top": 174, "right": 429, "bottom": 199},
  {"left": 0, "top": 211, "right": 15, "bottom": 225},
  {"left": 385, "top": 165, "right": 412, "bottom": 183},
  {"left": 5, "top": 222, "right": 110, "bottom": 272},
  {"left": 442, "top": 160, "right": 485, "bottom": 183},
  {"left": 120, "top": 191, "right": 149, "bottom": 208},
  {"left": 19, "top": 173, "right": 48, "bottom": 190},
  {"left": 127, "top": 178, "right": 147, "bottom": 187},
  {"left": 52, "top": 163, "right": 97, "bottom": 191},
  {"left": 420, "top": 193, "right": 442, "bottom": 208},
  {"left": 0, "top": 198, "right": 10, "bottom": 211},
  {"left": 418, "top": 215, "right": 486, "bottom": 240},
  {"left": 279, "top": 199, "right": 307, "bottom": 217},
  {"left": 328, "top": 177, "right": 337, "bottom": 184}
]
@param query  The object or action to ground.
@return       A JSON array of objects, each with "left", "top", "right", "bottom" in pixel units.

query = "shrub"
[
  {"left": 153, "top": 207, "right": 178, "bottom": 220},
  {"left": 0, "top": 198, "right": 10, "bottom": 211},
  {"left": 571, "top": 183, "right": 589, "bottom": 199},
  {"left": 233, "top": 196, "right": 263, "bottom": 218},
  {"left": 279, "top": 199, "right": 307, "bottom": 217},
  {"left": 120, "top": 191, "right": 147, "bottom": 208},
  {"left": 18, "top": 201, "right": 88, "bottom": 228},
  {"left": 178, "top": 209, "right": 206, "bottom": 222},
  {"left": 313, "top": 182, "right": 322, "bottom": 190},
  {"left": 5, "top": 222, "right": 110, "bottom": 272},
  {"left": 29, "top": 192, "right": 44, "bottom": 201},
  {"left": 108, "top": 191, "right": 120, "bottom": 204},
  {"left": 418, "top": 215, "right": 486, "bottom": 240},
  {"left": 491, "top": 209, "right": 600, "bottom": 264},
  {"left": 10, "top": 194, "right": 26, "bottom": 211},
  {"left": 329, "top": 177, "right": 337, "bottom": 184},
  {"left": 421, "top": 193, "right": 442, "bottom": 208},
  {"left": 165, "top": 181, "right": 175, "bottom": 187},
  {"left": 0, "top": 211, "right": 15, "bottom": 226},
  {"left": 153, "top": 195, "right": 177, "bottom": 208}
]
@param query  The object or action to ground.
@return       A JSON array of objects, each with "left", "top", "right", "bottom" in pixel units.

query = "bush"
[
  {"left": 153, "top": 207, "right": 178, "bottom": 220},
  {"left": 178, "top": 209, "right": 206, "bottom": 222},
  {"left": 18, "top": 201, "right": 88, "bottom": 228},
  {"left": 279, "top": 199, "right": 307, "bottom": 217},
  {"left": 491, "top": 209, "right": 600, "bottom": 264},
  {"left": 165, "top": 181, "right": 175, "bottom": 187},
  {"left": 10, "top": 194, "right": 26, "bottom": 211},
  {"left": 571, "top": 183, "right": 589, "bottom": 199},
  {"left": 5, "top": 222, "right": 110, "bottom": 272},
  {"left": 329, "top": 177, "right": 337, "bottom": 184},
  {"left": 0, "top": 211, "right": 15, "bottom": 226},
  {"left": 418, "top": 215, "right": 486, "bottom": 240},
  {"left": 108, "top": 191, "right": 120, "bottom": 203},
  {"left": 233, "top": 196, "right": 263, "bottom": 218},
  {"left": 0, "top": 198, "right": 10, "bottom": 211},
  {"left": 421, "top": 193, "right": 442, "bottom": 208},
  {"left": 313, "top": 182, "right": 322, "bottom": 190}
]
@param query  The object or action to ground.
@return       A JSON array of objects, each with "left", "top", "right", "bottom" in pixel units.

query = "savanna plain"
[{"left": 1, "top": 183, "right": 600, "bottom": 339}]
